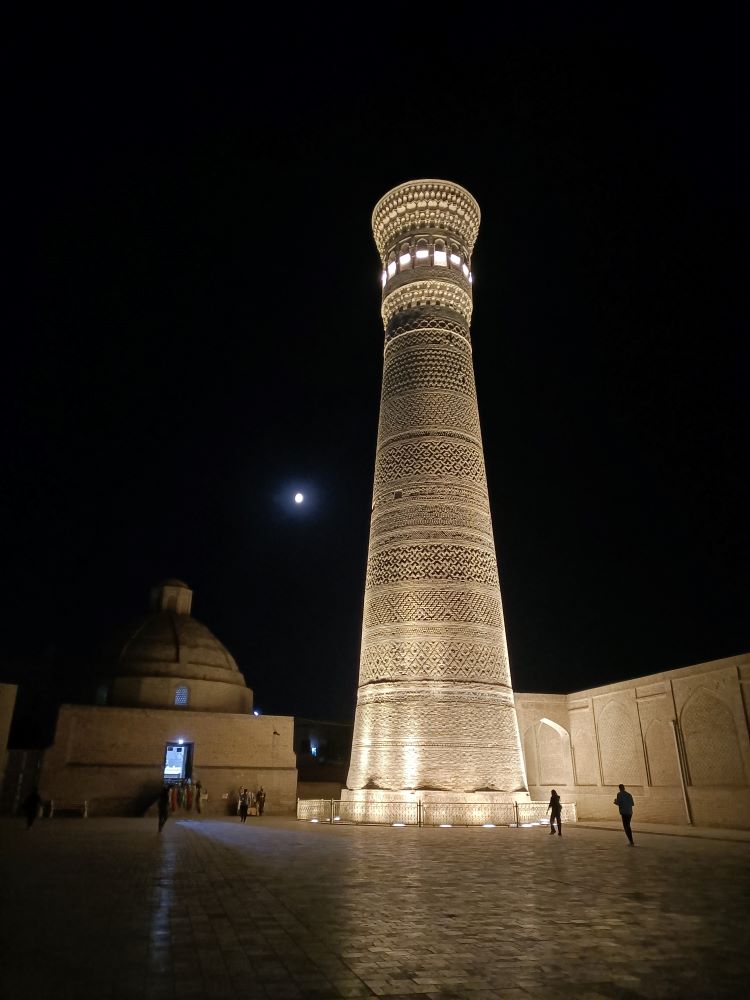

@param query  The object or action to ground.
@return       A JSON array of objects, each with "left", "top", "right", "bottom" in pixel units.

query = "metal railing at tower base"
[{"left": 296, "top": 798, "right": 577, "bottom": 827}]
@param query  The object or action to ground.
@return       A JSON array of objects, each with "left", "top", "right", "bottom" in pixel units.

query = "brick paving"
[{"left": 0, "top": 816, "right": 747, "bottom": 999}]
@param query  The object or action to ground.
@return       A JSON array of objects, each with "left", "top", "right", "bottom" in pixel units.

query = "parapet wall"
[{"left": 40, "top": 704, "right": 298, "bottom": 816}]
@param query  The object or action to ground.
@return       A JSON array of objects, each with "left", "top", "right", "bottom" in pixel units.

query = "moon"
[{"left": 294, "top": 493, "right": 304, "bottom": 504}]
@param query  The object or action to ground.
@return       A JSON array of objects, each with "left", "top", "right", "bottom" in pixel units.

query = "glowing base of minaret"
[
  {"left": 340, "top": 788, "right": 530, "bottom": 805},
  {"left": 339, "top": 787, "right": 530, "bottom": 827}
]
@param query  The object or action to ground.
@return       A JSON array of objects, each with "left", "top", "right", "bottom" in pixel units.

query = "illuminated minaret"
[{"left": 344, "top": 179, "right": 528, "bottom": 810}]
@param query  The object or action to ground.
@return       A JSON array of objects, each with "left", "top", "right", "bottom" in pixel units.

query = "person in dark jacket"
[
  {"left": 158, "top": 785, "right": 170, "bottom": 833},
  {"left": 547, "top": 789, "right": 562, "bottom": 836},
  {"left": 614, "top": 784, "right": 635, "bottom": 845},
  {"left": 24, "top": 788, "right": 42, "bottom": 829}
]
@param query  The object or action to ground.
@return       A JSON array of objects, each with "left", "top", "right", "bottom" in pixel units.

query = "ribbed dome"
[
  {"left": 113, "top": 611, "right": 246, "bottom": 687},
  {"left": 101, "top": 581, "right": 252, "bottom": 713}
]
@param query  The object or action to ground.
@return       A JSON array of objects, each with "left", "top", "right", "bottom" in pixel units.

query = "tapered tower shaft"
[{"left": 346, "top": 180, "right": 527, "bottom": 800}]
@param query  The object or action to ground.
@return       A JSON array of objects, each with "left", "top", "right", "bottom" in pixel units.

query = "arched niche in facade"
[
  {"left": 681, "top": 688, "right": 746, "bottom": 786},
  {"left": 521, "top": 718, "right": 574, "bottom": 787},
  {"left": 537, "top": 718, "right": 574, "bottom": 786}
]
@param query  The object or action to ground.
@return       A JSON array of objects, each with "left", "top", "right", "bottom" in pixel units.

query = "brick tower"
[{"left": 343, "top": 179, "right": 528, "bottom": 813}]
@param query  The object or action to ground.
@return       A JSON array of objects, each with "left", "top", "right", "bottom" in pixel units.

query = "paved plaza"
[{"left": 1, "top": 816, "right": 748, "bottom": 1000}]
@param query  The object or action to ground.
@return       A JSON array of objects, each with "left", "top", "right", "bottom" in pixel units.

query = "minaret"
[{"left": 344, "top": 179, "right": 528, "bottom": 812}]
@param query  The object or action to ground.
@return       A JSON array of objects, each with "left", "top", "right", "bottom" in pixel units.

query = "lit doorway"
[{"left": 163, "top": 742, "right": 193, "bottom": 782}]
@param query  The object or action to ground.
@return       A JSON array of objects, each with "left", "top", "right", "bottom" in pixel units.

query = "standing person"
[
  {"left": 546, "top": 789, "right": 562, "bottom": 837},
  {"left": 23, "top": 788, "right": 42, "bottom": 829},
  {"left": 256, "top": 787, "right": 266, "bottom": 816},
  {"left": 614, "top": 783, "right": 635, "bottom": 845},
  {"left": 195, "top": 780, "right": 202, "bottom": 814},
  {"left": 239, "top": 788, "right": 249, "bottom": 823},
  {"left": 158, "top": 785, "right": 170, "bottom": 833}
]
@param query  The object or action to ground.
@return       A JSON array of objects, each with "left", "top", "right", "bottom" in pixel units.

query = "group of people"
[
  {"left": 158, "top": 778, "right": 205, "bottom": 832},
  {"left": 546, "top": 783, "right": 635, "bottom": 844},
  {"left": 237, "top": 786, "right": 266, "bottom": 823}
]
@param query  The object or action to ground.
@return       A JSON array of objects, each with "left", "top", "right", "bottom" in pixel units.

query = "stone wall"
[
  {"left": 40, "top": 704, "right": 298, "bottom": 816},
  {"left": 515, "top": 653, "right": 750, "bottom": 829}
]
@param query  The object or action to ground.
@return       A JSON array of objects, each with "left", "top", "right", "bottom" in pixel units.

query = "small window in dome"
[
  {"left": 387, "top": 260, "right": 397, "bottom": 278},
  {"left": 174, "top": 685, "right": 189, "bottom": 706}
]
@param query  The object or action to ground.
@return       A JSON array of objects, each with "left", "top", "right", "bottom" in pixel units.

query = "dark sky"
[{"left": 2, "top": 9, "right": 748, "bottom": 737}]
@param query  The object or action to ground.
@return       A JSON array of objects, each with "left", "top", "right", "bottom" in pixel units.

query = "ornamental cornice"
[
  {"left": 381, "top": 279, "right": 473, "bottom": 328},
  {"left": 372, "top": 179, "right": 481, "bottom": 258}
]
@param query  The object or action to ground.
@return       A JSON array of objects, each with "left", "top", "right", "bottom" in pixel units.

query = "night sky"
[{"left": 3, "top": 10, "right": 748, "bottom": 741}]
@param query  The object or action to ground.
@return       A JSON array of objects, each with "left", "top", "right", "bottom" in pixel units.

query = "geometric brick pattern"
[
  {"left": 363, "top": 588, "right": 504, "bottom": 629},
  {"left": 385, "top": 312, "right": 471, "bottom": 345},
  {"left": 382, "top": 346, "right": 477, "bottom": 401},
  {"left": 358, "top": 638, "right": 510, "bottom": 685},
  {"left": 378, "top": 390, "right": 482, "bottom": 440},
  {"left": 374, "top": 438, "right": 486, "bottom": 490},
  {"left": 365, "top": 544, "right": 500, "bottom": 589}
]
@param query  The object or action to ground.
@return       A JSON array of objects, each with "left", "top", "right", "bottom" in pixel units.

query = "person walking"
[
  {"left": 614, "top": 783, "right": 635, "bottom": 845},
  {"left": 256, "top": 787, "right": 266, "bottom": 816},
  {"left": 546, "top": 788, "right": 562, "bottom": 836},
  {"left": 239, "top": 788, "right": 249, "bottom": 823},
  {"left": 158, "top": 785, "right": 170, "bottom": 833},
  {"left": 23, "top": 788, "right": 42, "bottom": 829}
]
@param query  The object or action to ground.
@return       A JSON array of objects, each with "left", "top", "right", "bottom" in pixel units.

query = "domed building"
[
  {"left": 39, "top": 581, "right": 297, "bottom": 816},
  {"left": 100, "top": 579, "right": 253, "bottom": 715}
]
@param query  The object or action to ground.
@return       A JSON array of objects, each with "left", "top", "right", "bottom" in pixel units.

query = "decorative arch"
[
  {"left": 537, "top": 718, "right": 574, "bottom": 786},
  {"left": 598, "top": 700, "right": 642, "bottom": 785},
  {"left": 681, "top": 689, "right": 745, "bottom": 786}
]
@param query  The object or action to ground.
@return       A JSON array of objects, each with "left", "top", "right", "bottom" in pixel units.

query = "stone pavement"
[
  {"left": 575, "top": 820, "right": 750, "bottom": 842},
  {"left": 1, "top": 816, "right": 748, "bottom": 1000}
]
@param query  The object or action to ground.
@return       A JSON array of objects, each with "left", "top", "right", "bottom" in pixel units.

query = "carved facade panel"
[
  {"left": 597, "top": 700, "right": 643, "bottom": 786},
  {"left": 644, "top": 719, "right": 681, "bottom": 786},
  {"left": 681, "top": 690, "right": 746, "bottom": 786}
]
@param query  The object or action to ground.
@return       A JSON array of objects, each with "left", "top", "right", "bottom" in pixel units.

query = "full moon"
[{"left": 294, "top": 493, "right": 304, "bottom": 504}]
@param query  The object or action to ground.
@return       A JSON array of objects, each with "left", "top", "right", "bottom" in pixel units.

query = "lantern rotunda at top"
[{"left": 371, "top": 179, "right": 481, "bottom": 261}]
